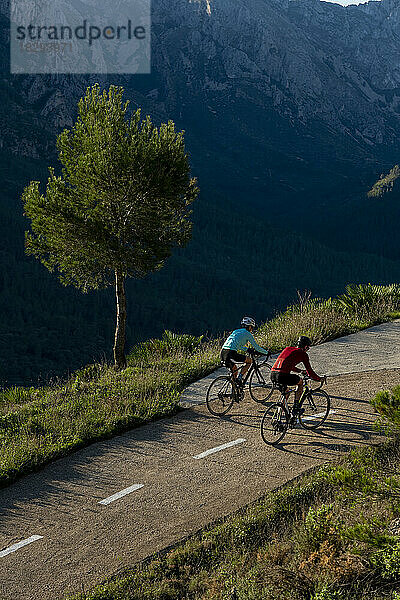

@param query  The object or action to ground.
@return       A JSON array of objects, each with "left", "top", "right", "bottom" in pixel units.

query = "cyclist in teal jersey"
[{"left": 221, "top": 317, "right": 269, "bottom": 385}]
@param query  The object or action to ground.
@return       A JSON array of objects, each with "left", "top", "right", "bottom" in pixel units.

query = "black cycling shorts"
[
  {"left": 270, "top": 371, "right": 300, "bottom": 388},
  {"left": 220, "top": 349, "right": 246, "bottom": 368}
]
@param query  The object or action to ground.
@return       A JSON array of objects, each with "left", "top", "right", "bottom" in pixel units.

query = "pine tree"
[{"left": 23, "top": 84, "right": 198, "bottom": 368}]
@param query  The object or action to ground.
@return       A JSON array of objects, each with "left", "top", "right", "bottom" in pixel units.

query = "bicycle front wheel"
[
  {"left": 299, "top": 389, "right": 330, "bottom": 430},
  {"left": 249, "top": 364, "right": 275, "bottom": 404},
  {"left": 206, "top": 376, "right": 235, "bottom": 416},
  {"left": 260, "top": 402, "right": 289, "bottom": 445}
]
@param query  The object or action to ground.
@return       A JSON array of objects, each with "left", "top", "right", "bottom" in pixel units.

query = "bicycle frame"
[
  {"left": 206, "top": 351, "right": 274, "bottom": 416},
  {"left": 260, "top": 374, "right": 329, "bottom": 444},
  {"left": 227, "top": 351, "right": 271, "bottom": 386},
  {"left": 281, "top": 375, "right": 325, "bottom": 415}
]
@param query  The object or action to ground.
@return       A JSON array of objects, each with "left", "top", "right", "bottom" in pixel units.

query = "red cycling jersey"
[{"left": 271, "top": 346, "right": 321, "bottom": 382}]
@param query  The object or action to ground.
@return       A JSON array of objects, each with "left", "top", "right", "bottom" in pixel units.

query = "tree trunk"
[{"left": 113, "top": 270, "right": 127, "bottom": 369}]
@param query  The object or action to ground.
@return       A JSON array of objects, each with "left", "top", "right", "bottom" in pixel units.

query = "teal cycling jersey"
[{"left": 222, "top": 328, "right": 269, "bottom": 355}]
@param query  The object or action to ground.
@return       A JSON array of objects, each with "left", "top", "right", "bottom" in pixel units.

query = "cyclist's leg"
[
  {"left": 294, "top": 376, "right": 303, "bottom": 406},
  {"left": 272, "top": 372, "right": 300, "bottom": 398},
  {"left": 271, "top": 371, "right": 284, "bottom": 396},
  {"left": 231, "top": 362, "right": 240, "bottom": 379},
  {"left": 221, "top": 349, "right": 242, "bottom": 380},
  {"left": 225, "top": 350, "right": 246, "bottom": 380},
  {"left": 239, "top": 355, "right": 252, "bottom": 379},
  {"left": 271, "top": 372, "right": 291, "bottom": 407}
]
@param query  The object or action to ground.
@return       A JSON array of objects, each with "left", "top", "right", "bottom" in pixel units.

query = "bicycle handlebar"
[
  {"left": 247, "top": 348, "right": 271, "bottom": 359},
  {"left": 246, "top": 348, "right": 259, "bottom": 356},
  {"left": 302, "top": 373, "right": 327, "bottom": 390}
]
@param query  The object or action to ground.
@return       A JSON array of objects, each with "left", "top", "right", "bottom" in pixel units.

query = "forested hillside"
[
  {"left": 3, "top": 0, "right": 400, "bottom": 385},
  {"left": 2, "top": 143, "right": 400, "bottom": 386},
  {"left": 311, "top": 165, "right": 400, "bottom": 261}
]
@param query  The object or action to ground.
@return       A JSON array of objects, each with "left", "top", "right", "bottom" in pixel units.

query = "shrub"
[
  {"left": 342, "top": 519, "right": 395, "bottom": 549},
  {"left": 371, "top": 386, "right": 400, "bottom": 430},
  {"left": 0, "top": 386, "right": 42, "bottom": 409},
  {"left": 370, "top": 540, "right": 400, "bottom": 580},
  {"left": 335, "top": 283, "right": 400, "bottom": 318},
  {"left": 297, "top": 504, "right": 341, "bottom": 556},
  {"left": 311, "top": 586, "right": 343, "bottom": 600},
  {"left": 128, "top": 330, "right": 204, "bottom": 364},
  {"left": 257, "top": 297, "right": 349, "bottom": 351}
]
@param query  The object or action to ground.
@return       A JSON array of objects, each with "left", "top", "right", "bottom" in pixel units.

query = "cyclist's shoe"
[
  {"left": 273, "top": 420, "right": 286, "bottom": 433},
  {"left": 234, "top": 387, "right": 245, "bottom": 403}
]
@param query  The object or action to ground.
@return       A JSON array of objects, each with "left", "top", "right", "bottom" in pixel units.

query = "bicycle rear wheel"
[
  {"left": 249, "top": 363, "right": 275, "bottom": 404},
  {"left": 260, "top": 402, "right": 289, "bottom": 445},
  {"left": 299, "top": 389, "right": 330, "bottom": 429},
  {"left": 206, "top": 376, "right": 235, "bottom": 416}
]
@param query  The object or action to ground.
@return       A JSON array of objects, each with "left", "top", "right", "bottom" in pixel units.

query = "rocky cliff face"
[
  {"left": 3, "top": 0, "right": 400, "bottom": 211},
  {"left": 150, "top": 0, "right": 400, "bottom": 146}
]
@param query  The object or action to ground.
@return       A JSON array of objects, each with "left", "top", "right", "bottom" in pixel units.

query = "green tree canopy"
[
  {"left": 368, "top": 165, "right": 400, "bottom": 198},
  {"left": 23, "top": 84, "right": 199, "bottom": 367}
]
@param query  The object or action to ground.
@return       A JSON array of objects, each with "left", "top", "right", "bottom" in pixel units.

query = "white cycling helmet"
[{"left": 241, "top": 316, "right": 256, "bottom": 328}]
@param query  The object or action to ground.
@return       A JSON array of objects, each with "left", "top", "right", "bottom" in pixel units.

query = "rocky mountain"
[{"left": 2, "top": 0, "right": 400, "bottom": 216}]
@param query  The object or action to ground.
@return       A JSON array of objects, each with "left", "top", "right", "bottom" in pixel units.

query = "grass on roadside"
[
  {"left": 257, "top": 284, "right": 400, "bottom": 351},
  {"left": 69, "top": 439, "right": 400, "bottom": 600},
  {"left": 0, "top": 283, "right": 399, "bottom": 488},
  {"left": 0, "top": 336, "right": 219, "bottom": 487}
]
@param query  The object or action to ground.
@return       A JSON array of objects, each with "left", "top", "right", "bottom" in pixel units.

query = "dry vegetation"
[{"left": 1, "top": 284, "right": 399, "bottom": 490}]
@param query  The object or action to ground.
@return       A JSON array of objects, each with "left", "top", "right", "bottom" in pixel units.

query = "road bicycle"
[
  {"left": 260, "top": 374, "right": 330, "bottom": 445},
  {"left": 206, "top": 348, "right": 274, "bottom": 416}
]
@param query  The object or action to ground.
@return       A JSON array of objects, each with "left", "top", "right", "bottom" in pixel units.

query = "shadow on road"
[
  {"left": 0, "top": 384, "right": 385, "bottom": 524},
  {"left": 330, "top": 394, "right": 370, "bottom": 405},
  {"left": 273, "top": 412, "right": 381, "bottom": 458}
]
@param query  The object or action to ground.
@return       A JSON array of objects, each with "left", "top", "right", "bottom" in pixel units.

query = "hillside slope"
[
  {"left": 2, "top": 0, "right": 400, "bottom": 383},
  {"left": 3, "top": 153, "right": 400, "bottom": 385}
]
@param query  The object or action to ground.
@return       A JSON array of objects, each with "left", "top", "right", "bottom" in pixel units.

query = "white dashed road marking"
[
  {"left": 302, "top": 409, "right": 337, "bottom": 422},
  {"left": 0, "top": 535, "right": 43, "bottom": 558},
  {"left": 98, "top": 484, "right": 144, "bottom": 506},
  {"left": 193, "top": 438, "right": 246, "bottom": 460}
]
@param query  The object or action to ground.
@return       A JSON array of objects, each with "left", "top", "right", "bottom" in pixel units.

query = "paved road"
[
  {"left": 1, "top": 321, "right": 400, "bottom": 600},
  {"left": 180, "top": 320, "right": 400, "bottom": 407}
]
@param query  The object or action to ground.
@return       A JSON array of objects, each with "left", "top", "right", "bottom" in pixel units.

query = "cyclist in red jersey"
[{"left": 271, "top": 336, "right": 323, "bottom": 406}]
